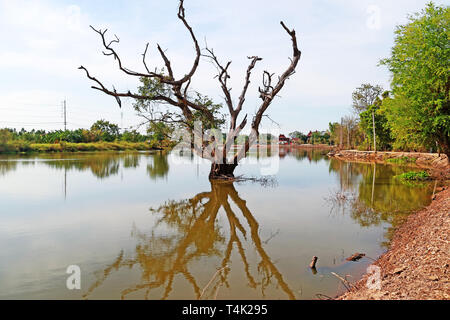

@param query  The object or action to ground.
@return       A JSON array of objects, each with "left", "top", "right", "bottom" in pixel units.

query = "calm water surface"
[{"left": 0, "top": 149, "right": 432, "bottom": 299}]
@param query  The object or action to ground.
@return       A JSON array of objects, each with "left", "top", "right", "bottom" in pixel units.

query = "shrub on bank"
[
  {"left": 395, "top": 171, "right": 430, "bottom": 181},
  {"left": 0, "top": 141, "right": 33, "bottom": 153}
]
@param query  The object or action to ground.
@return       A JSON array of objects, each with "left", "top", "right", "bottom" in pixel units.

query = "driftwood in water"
[
  {"left": 309, "top": 256, "right": 318, "bottom": 268},
  {"left": 346, "top": 253, "right": 366, "bottom": 261},
  {"left": 331, "top": 272, "right": 352, "bottom": 291}
]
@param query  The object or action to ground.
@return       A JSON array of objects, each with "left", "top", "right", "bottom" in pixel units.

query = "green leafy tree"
[
  {"left": 352, "top": 84, "right": 383, "bottom": 114},
  {"left": 121, "top": 129, "right": 147, "bottom": 142},
  {"left": 0, "top": 129, "right": 12, "bottom": 145},
  {"left": 259, "top": 133, "right": 275, "bottom": 144},
  {"left": 147, "top": 121, "right": 174, "bottom": 143},
  {"left": 380, "top": 2, "right": 449, "bottom": 156},
  {"left": 360, "top": 97, "right": 393, "bottom": 151},
  {"left": 328, "top": 122, "right": 340, "bottom": 146},
  {"left": 190, "top": 93, "right": 225, "bottom": 130},
  {"left": 289, "top": 131, "right": 307, "bottom": 143},
  {"left": 90, "top": 120, "right": 120, "bottom": 142},
  {"left": 134, "top": 77, "right": 225, "bottom": 131}
]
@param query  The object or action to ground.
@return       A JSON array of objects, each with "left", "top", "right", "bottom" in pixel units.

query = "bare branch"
[
  {"left": 78, "top": 66, "right": 180, "bottom": 107},
  {"left": 252, "top": 21, "right": 301, "bottom": 133},
  {"left": 157, "top": 44, "right": 175, "bottom": 80},
  {"left": 202, "top": 47, "right": 233, "bottom": 112},
  {"left": 236, "top": 56, "right": 262, "bottom": 115},
  {"left": 174, "top": 0, "right": 201, "bottom": 85},
  {"left": 232, "top": 21, "right": 301, "bottom": 164},
  {"left": 142, "top": 43, "right": 151, "bottom": 74},
  {"left": 80, "top": 1, "right": 301, "bottom": 175},
  {"left": 83, "top": 0, "right": 202, "bottom": 88},
  {"left": 89, "top": 25, "right": 165, "bottom": 80}
]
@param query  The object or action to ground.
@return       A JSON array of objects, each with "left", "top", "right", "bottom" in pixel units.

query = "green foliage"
[
  {"left": 90, "top": 119, "right": 120, "bottom": 142},
  {"left": 395, "top": 170, "right": 431, "bottom": 181},
  {"left": 333, "top": 3, "right": 449, "bottom": 153},
  {"left": 359, "top": 98, "right": 393, "bottom": 150},
  {"left": 328, "top": 122, "right": 340, "bottom": 146},
  {"left": 0, "top": 141, "right": 155, "bottom": 154},
  {"left": 288, "top": 130, "right": 331, "bottom": 145},
  {"left": 0, "top": 120, "right": 150, "bottom": 146},
  {"left": 386, "top": 156, "right": 417, "bottom": 164},
  {"left": 259, "top": 133, "right": 275, "bottom": 144},
  {"left": 133, "top": 75, "right": 225, "bottom": 132},
  {"left": 380, "top": 2, "right": 450, "bottom": 155},
  {"left": 328, "top": 117, "right": 362, "bottom": 148},
  {"left": 310, "top": 131, "right": 330, "bottom": 144},
  {"left": 134, "top": 71, "right": 173, "bottom": 113},
  {"left": 0, "top": 119, "right": 161, "bottom": 154},
  {"left": 121, "top": 129, "right": 147, "bottom": 142},
  {"left": 352, "top": 83, "right": 384, "bottom": 114},
  {"left": 0, "top": 140, "right": 32, "bottom": 153},
  {"left": 289, "top": 131, "right": 307, "bottom": 143},
  {"left": 190, "top": 93, "right": 225, "bottom": 130},
  {"left": 147, "top": 121, "right": 174, "bottom": 144}
]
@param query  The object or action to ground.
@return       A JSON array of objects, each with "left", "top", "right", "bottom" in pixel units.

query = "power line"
[
  {"left": 0, "top": 103, "right": 61, "bottom": 107},
  {"left": 0, "top": 121, "right": 64, "bottom": 124},
  {"left": 63, "top": 99, "right": 67, "bottom": 131}
]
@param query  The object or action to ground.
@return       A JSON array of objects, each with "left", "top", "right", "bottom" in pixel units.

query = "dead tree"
[{"left": 79, "top": 0, "right": 301, "bottom": 179}]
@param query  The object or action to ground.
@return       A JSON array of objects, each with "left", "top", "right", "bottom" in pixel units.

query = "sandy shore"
[{"left": 338, "top": 187, "right": 450, "bottom": 300}]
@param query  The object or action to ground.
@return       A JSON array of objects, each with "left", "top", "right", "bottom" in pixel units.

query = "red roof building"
[{"left": 278, "top": 134, "right": 290, "bottom": 145}]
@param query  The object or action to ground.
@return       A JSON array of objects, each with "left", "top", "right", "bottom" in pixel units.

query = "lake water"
[{"left": 0, "top": 148, "right": 433, "bottom": 299}]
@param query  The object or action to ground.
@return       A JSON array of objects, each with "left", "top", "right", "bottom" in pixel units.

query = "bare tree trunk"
[
  {"left": 209, "top": 163, "right": 237, "bottom": 179},
  {"left": 372, "top": 110, "right": 377, "bottom": 153},
  {"left": 347, "top": 124, "right": 350, "bottom": 149},
  {"left": 437, "top": 134, "right": 450, "bottom": 163}
]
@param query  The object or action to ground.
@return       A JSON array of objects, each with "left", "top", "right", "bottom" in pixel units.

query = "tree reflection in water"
[
  {"left": 147, "top": 152, "right": 169, "bottom": 180},
  {"left": 0, "top": 152, "right": 171, "bottom": 181},
  {"left": 83, "top": 181, "right": 295, "bottom": 300},
  {"left": 328, "top": 159, "right": 433, "bottom": 247},
  {"left": 0, "top": 159, "right": 17, "bottom": 176}
]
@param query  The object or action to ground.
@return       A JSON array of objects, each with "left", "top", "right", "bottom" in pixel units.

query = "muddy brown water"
[{"left": 0, "top": 148, "right": 433, "bottom": 299}]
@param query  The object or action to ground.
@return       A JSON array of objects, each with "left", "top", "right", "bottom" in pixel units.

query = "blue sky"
[{"left": 0, "top": 0, "right": 447, "bottom": 134}]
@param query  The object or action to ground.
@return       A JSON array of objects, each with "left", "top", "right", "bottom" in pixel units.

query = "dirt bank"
[
  {"left": 338, "top": 187, "right": 450, "bottom": 300},
  {"left": 328, "top": 150, "right": 449, "bottom": 170}
]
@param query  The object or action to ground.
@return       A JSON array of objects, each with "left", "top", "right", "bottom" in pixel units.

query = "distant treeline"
[
  {"left": 0, "top": 120, "right": 147, "bottom": 144},
  {"left": 287, "top": 131, "right": 331, "bottom": 145},
  {"left": 0, "top": 119, "right": 174, "bottom": 153}
]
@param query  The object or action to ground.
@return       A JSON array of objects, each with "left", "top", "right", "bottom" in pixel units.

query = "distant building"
[{"left": 278, "top": 134, "right": 290, "bottom": 145}]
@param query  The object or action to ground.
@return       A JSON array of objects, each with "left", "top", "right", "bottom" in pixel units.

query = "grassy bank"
[{"left": 0, "top": 141, "right": 161, "bottom": 154}]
